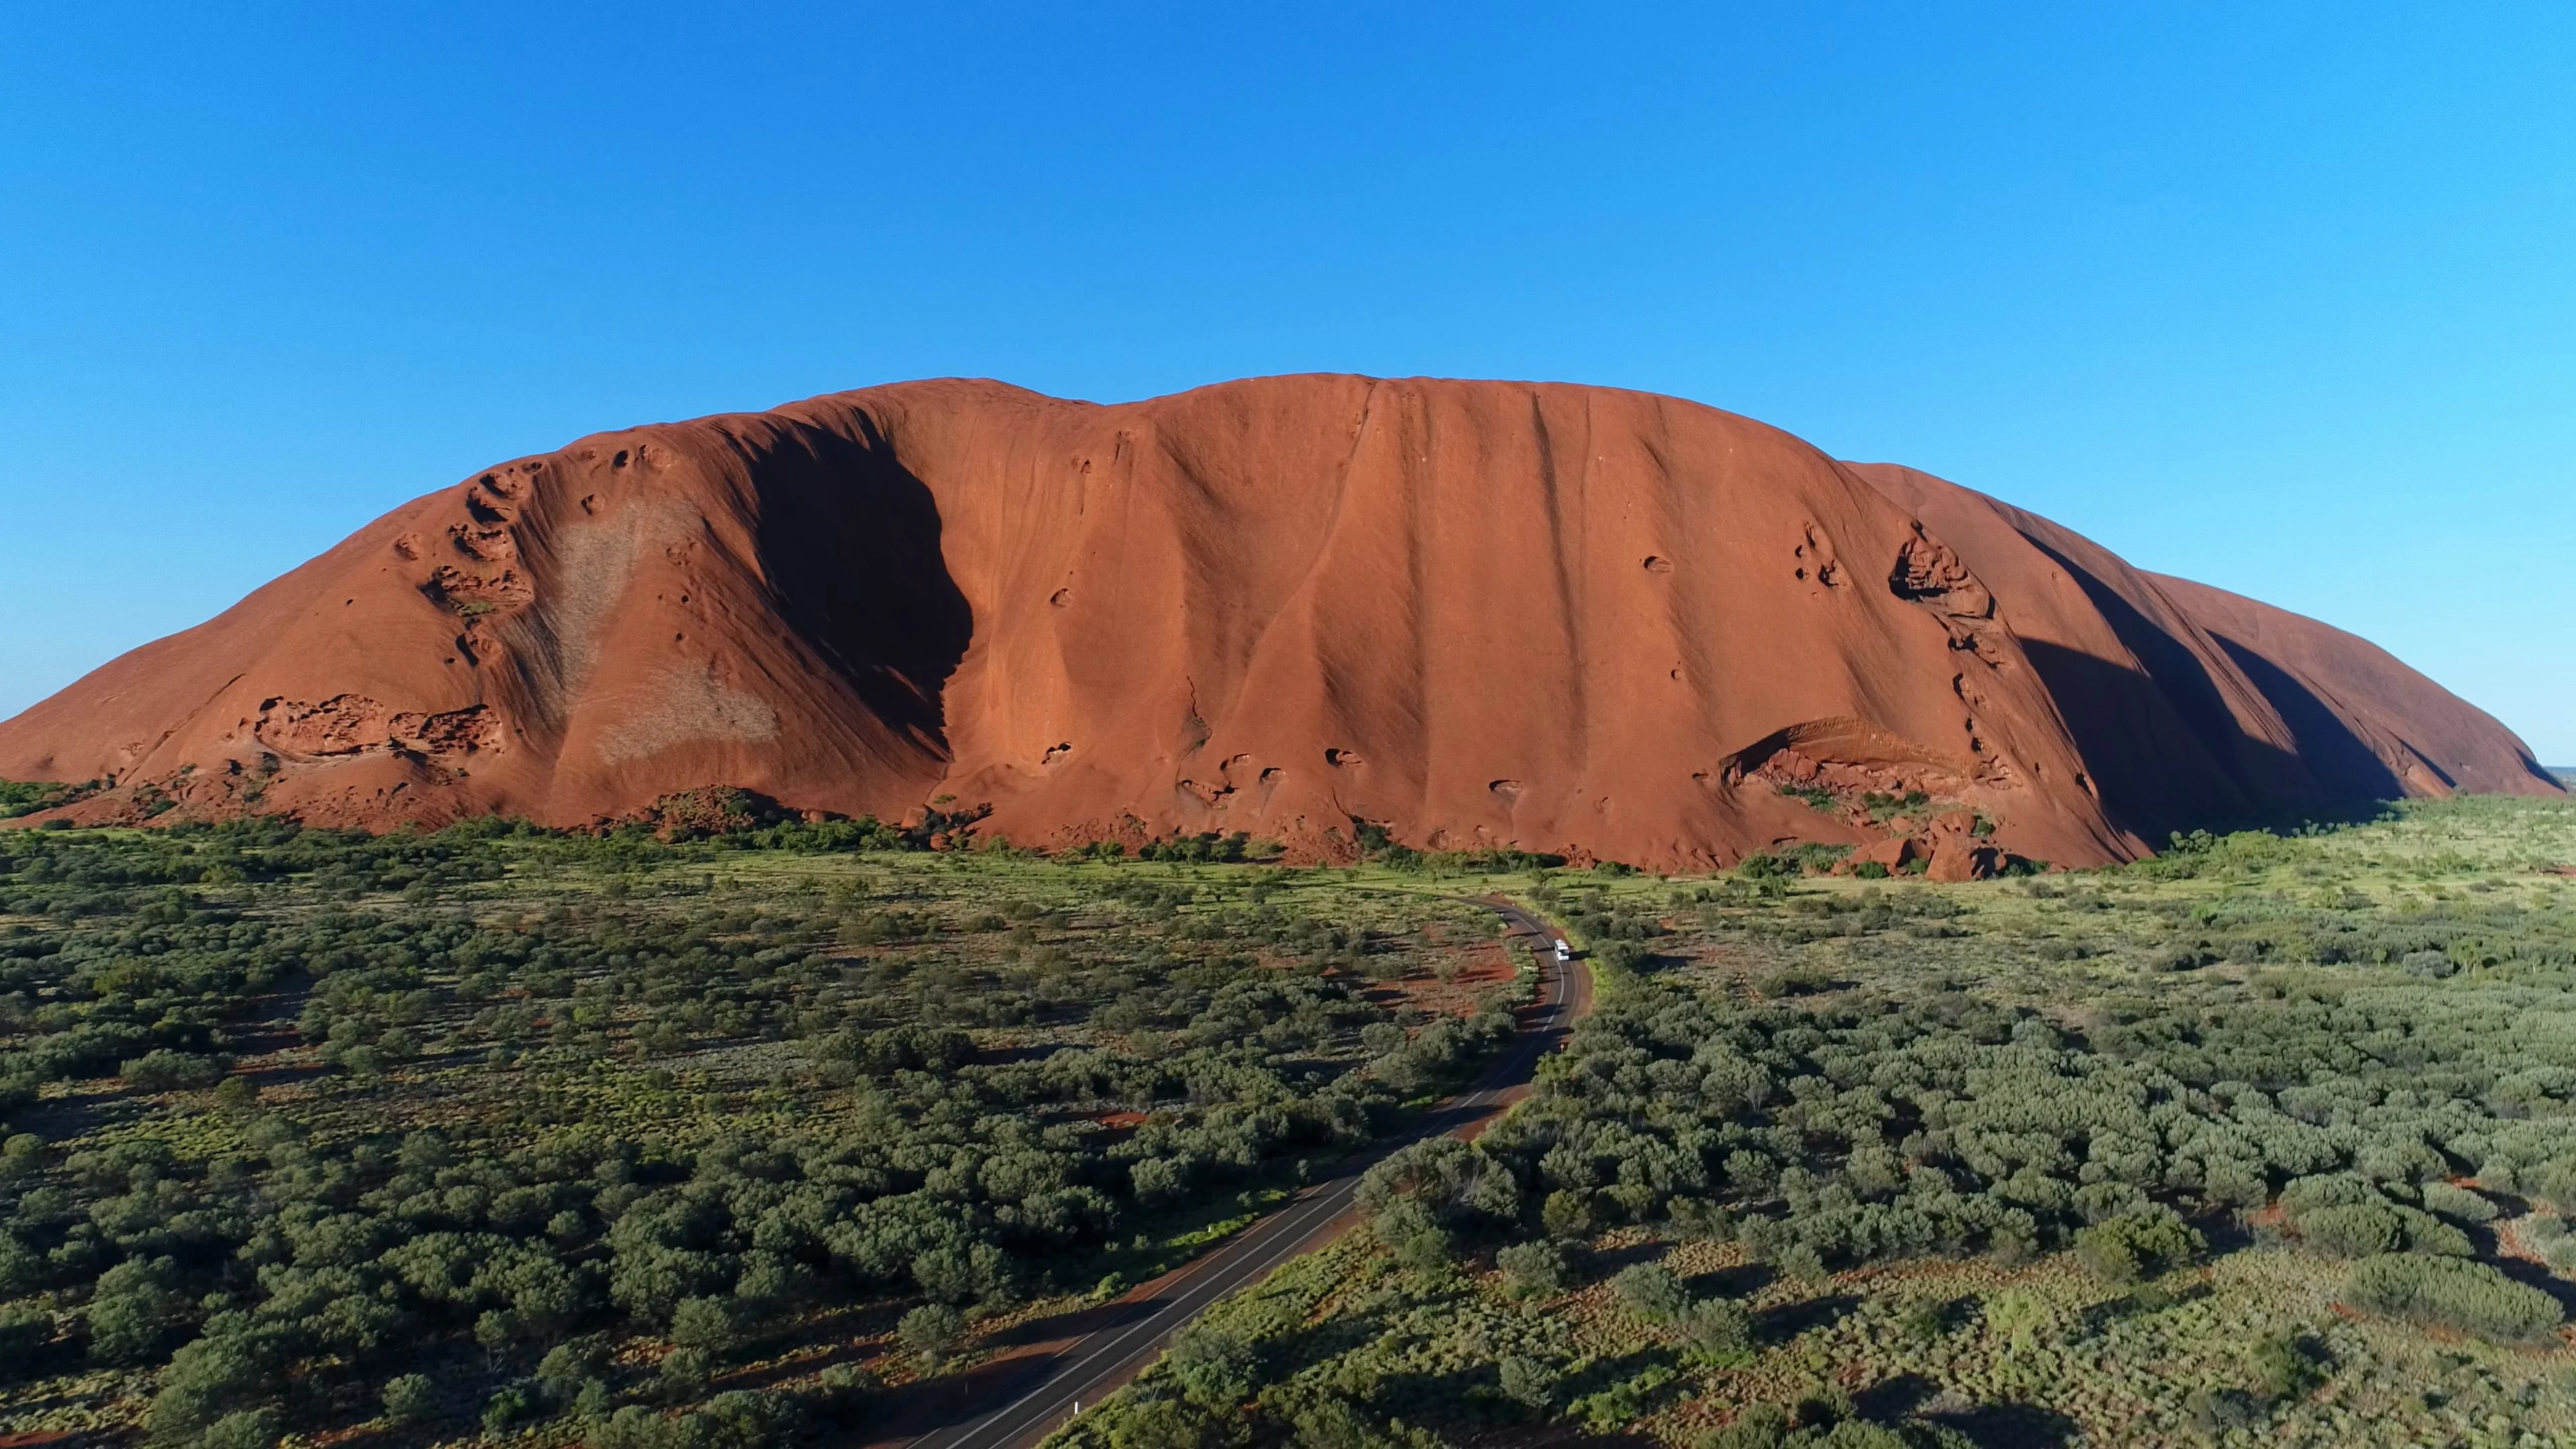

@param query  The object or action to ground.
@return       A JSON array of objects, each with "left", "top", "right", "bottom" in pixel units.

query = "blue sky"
[{"left": 3, "top": 2, "right": 2570, "bottom": 761}]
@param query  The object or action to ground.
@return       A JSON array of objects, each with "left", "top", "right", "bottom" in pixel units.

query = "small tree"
[
  {"left": 200, "top": 1408, "right": 280, "bottom": 1449},
  {"left": 1164, "top": 1326, "right": 1258, "bottom": 1408},
  {"left": 1497, "top": 1355, "right": 1558, "bottom": 1413},
  {"left": 899, "top": 1303, "right": 964, "bottom": 1369},
  {"left": 2251, "top": 1334, "right": 2325, "bottom": 1401},
  {"left": 1676, "top": 1298, "right": 1754, "bottom": 1366},
  {"left": 1495, "top": 1240, "right": 1570, "bottom": 1297},
  {"left": 658, "top": 1346, "right": 713, "bottom": 1401},
  {"left": 382, "top": 1374, "right": 437, "bottom": 1425},
  {"left": 539, "top": 1339, "right": 612, "bottom": 1401},
  {"left": 1609, "top": 1263, "right": 1690, "bottom": 1323},
  {"left": 2074, "top": 1207, "right": 2204, "bottom": 1285},
  {"left": 670, "top": 1296, "right": 741, "bottom": 1352},
  {"left": 482, "top": 1386, "right": 531, "bottom": 1436},
  {"left": 87, "top": 1256, "right": 191, "bottom": 1365}
]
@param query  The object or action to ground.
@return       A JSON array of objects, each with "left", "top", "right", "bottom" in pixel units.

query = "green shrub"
[
  {"left": 1667, "top": 1196, "right": 1735, "bottom": 1241},
  {"left": 539, "top": 1338, "right": 612, "bottom": 1399},
  {"left": 589, "top": 1405, "right": 674, "bottom": 1449},
  {"left": 2250, "top": 1334, "right": 2326, "bottom": 1401},
  {"left": 1495, "top": 1240, "right": 1570, "bottom": 1296},
  {"left": 2284, "top": 1184, "right": 2471, "bottom": 1258},
  {"left": 2420, "top": 1181, "right": 2498, "bottom": 1223},
  {"left": 1370, "top": 1198, "right": 1454, "bottom": 1271},
  {"left": 119, "top": 1049, "right": 227, "bottom": 1091},
  {"left": 657, "top": 1346, "right": 712, "bottom": 1400},
  {"left": 0, "top": 1301, "right": 50, "bottom": 1361},
  {"left": 1104, "top": 1393, "right": 1240, "bottom": 1449},
  {"left": 1540, "top": 1189, "right": 1595, "bottom": 1238},
  {"left": 1497, "top": 1354, "right": 1558, "bottom": 1412},
  {"left": 2296, "top": 1202, "right": 2402, "bottom": 1258},
  {"left": 382, "top": 1373, "right": 436, "bottom": 1424},
  {"left": 808, "top": 1362, "right": 879, "bottom": 1423},
  {"left": 677, "top": 1390, "right": 798, "bottom": 1448},
  {"left": 1610, "top": 1262, "right": 1690, "bottom": 1322},
  {"left": 669, "top": 1295, "right": 741, "bottom": 1352},
  {"left": 1676, "top": 1297, "right": 1754, "bottom": 1366},
  {"left": 483, "top": 1386, "right": 531, "bottom": 1434},
  {"left": 2343, "top": 1254, "right": 2564, "bottom": 1342},
  {"left": 2073, "top": 1208, "right": 2203, "bottom": 1284},
  {"left": 86, "top": 1254, "right": 191, "bottom": 1364},
  {"left": 898, "top": 1303, "right": 963, "bottom": 1368},
  {"left": 1164, "top": 1326, "right": 1258, "bottom": 1409},
  {"left": 200, "top": 1408, "right": 280, "bottom": 1449},
  {"left": 2186, "top": 1387, "right": 2263, "bottom": 1436}
]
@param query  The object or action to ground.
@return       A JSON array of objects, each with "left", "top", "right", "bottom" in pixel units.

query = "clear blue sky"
[{"left": 4, "top": 2, "right": 2570, "bottom": 761}]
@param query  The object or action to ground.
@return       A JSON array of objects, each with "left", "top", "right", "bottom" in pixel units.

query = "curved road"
[{"left": 903, "top": 897, "right": 1591, "bottom": 1449}]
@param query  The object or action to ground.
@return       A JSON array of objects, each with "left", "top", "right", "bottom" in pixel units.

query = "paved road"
[{"left": 904, "top": 897, "right": 1591, "bottom": 1449}]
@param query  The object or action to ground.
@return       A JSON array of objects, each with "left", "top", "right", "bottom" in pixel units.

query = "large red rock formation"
[
  {"left": 1, "top": 377, "right": 2557, "bottom": 867},
  {"left": 1849, "top": 464, "right": 2563, "bottom": 843}
]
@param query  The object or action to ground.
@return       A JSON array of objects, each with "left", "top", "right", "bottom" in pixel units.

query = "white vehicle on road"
[{"left": 1553, "top": 938, "right": 1572, "bottom": 963}]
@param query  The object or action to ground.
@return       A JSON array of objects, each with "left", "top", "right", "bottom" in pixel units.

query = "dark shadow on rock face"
[
  {"left": 2019, "top": 537, "right": 2279, "bottom": 786},
  {"left": 749, "top": 413, "right": 975, "bottom": 759},
  {"left": 2017, "top": 639, "right": 2260, "bottom": 843},
  {"left": 2009, "top": 634, "right": 2411, "bottom": 845},
  {"left": 2202, "top": 631, "right": 2409, "bottom": 800}
]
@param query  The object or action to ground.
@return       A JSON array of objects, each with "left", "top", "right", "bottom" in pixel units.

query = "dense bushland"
[
  {"left": 1059, "top": 797, "right": 2576, "bottom": 1449},
  {"left": 0, "top": 816, "right": 1521, "bottom": 1446}
]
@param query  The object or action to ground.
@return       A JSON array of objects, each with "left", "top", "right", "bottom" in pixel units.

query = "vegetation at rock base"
[
  {"left": 6, "top": 793, "right": 2576, "bottom": 1445},
  {"left": 0, "top": 780, "right": 94, "bottom": 820}
]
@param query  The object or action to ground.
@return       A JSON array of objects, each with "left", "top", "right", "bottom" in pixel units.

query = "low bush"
[{"left": 2343, "top": 1254, "right": 2563, "bottom": 1342}]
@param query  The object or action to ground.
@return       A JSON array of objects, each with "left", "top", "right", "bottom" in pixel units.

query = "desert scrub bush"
[
  {"left": 1163, "top": 1324, "right": 1261, "bottom": 1408},
  {"left": 2073, "top": 1207, "right": 2204, "bottom": 1284},
  {"left": 1494, "top": 1238, "right": 1571, "bottom": 1297},
  {"left": 0, "top": 779, "right": 97, "bottom": 819},
  {"left": 1674, "top": 1296, "right": 1754, "bottom": 1366},
  {"left": 119, "top": 1046, "right": 229, "bottom": 1091},
  {"left": 1497, "top": 1354, "right": 1559, "bottom": 1412},
  {"left": 2275, "top": 1174, "right": 2471, "bottom": 1258},
  {"left": 380, "top": 1372, "right": 436, "bottom": 1424},
  {"left": 2342, "top": 1252, "right": 2563, "bottom": 1341},
  {"left": 2418, "top": 1179, "right": 2498, "bottom": 1222},
  {"left": 1609, "top": 1261, "right": 1691, "bottom": 1321},
  {"left": 2249, "top": 1332, "right": 2327, "bottom": 1401}
]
